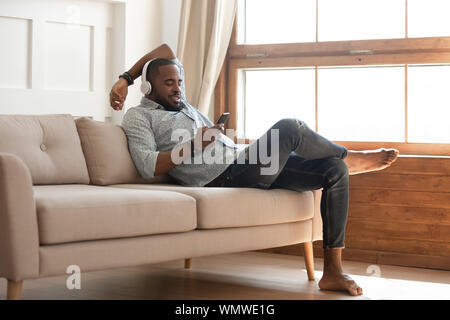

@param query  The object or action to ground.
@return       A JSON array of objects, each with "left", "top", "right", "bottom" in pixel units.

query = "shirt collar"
[
  {"left": 140, "top": 96, "right": 186, "bottom": 111},
  {"left": 140, "top": 96, "right": 163, "bottom": 110}
]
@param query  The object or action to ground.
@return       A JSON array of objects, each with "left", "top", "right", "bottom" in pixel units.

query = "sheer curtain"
[{"left": 177, "top": 0, "right": 237, "bottom": 116}]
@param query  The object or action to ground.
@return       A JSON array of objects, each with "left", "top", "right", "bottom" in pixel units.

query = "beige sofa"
[{"left": 0, "top": 114, "right": 323, "bottom": 300}]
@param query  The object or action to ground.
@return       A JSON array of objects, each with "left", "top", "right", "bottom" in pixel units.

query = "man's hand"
[
  {"left": 194, "top": 124, "right": 225, "bottom": 150},
  {"left": 110, "top": 78, "right": 128, "bottom": 111}
]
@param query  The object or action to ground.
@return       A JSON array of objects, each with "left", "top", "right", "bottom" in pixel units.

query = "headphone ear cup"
[
  {"left": 140, "top": 59, "right": 154, "bottom": 95},
  {"left": 140, "top": 81, "right": 152, "bottom": 95}
]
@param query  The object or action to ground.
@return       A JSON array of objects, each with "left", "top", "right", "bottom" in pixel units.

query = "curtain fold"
[{"left": 177, "top": 0, "right": 237, "bottom": 116}]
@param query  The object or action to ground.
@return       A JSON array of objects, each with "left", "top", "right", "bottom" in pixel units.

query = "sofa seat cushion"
[
  {"left": 34, "top": 185, "right": 197, "bottom": 245},
  {"left": 112, "top": 184, "right": 314, "bottom": 229}
]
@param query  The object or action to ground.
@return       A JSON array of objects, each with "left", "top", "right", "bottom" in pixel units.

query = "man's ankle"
[{"left": 323, "top": 247, "right": 344, "bottom": 273}]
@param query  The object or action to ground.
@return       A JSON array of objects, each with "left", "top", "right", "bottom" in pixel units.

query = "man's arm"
[
  {"left": 122, "top": 111, "right": 171, "bottom": 178},
  {"left": 155, "top": 124, "right": 225, "bottom": 176},
  {"left": 127, "top": 43, "right": 176, "bottom": 80},
  {"left": 154, "top": 145, "right": 189, "bottom": 176},
  {"left": 110, "top": 43, "right": 177, "bottom": 110},
  {"left": 123, "top": 108, "right": 224, "bottom": 178}
]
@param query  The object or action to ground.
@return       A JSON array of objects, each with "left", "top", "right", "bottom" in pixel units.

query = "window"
[
  {"left": 242, "top": 68, "right": 316, "bottom": 138},
  {"left": 408, "top": 0, "right": 450, "bottom": 38},
  {"left": 217, "top": 0, "right": 450, "bottom": 155},
  {"left": 239, "top": 0, "right": 316, "bottom": 44},
  {"left": 318, "top": 0, "right": 405, "bottom": 41},
  {"left": 407, "top": 64, "right": 450, "bottom": 143},
  {"left": 317, "top": 66, "right": 405, "bottom": 142}
]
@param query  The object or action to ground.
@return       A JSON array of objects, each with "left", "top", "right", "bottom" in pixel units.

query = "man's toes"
[
  {"left": 385, "top": 154, "right": 398, "bottom": 163},
  {"left": 347, "top": 281, "right": 361, "bottom": 296},
  {"left": 348, "top": 287, "right": 359, "bottom": 296},
  {"left": 390, "top": 151, "right": 399, "bottom": 159},
  {"left": 389, "top": 151, "right": 398, "bottom": 157},
  {"left": 387, "top": 156, "right": 397, "bottom": 163}
]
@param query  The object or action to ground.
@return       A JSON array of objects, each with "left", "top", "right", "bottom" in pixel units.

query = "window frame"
[{"left": 215, "top": 1, "right": 450, "bottom": 156}]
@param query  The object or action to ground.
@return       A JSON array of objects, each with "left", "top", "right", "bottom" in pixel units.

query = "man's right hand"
[
  {"left": 194, "top": 125, "right": 225, "bottom": 150},
  {"left": 110, "top": 78, "right": 128, "bottom": 111}
]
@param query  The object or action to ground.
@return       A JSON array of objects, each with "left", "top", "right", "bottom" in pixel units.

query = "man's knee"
[
  {"left": 324, "top": 158, "right": 349, "bottom": 183},
  {"left": 267, "top": 118, "right": 308, "bottom": 151},
  {"left": 273, "top": 118, "right": 306, "bottom": 136}
]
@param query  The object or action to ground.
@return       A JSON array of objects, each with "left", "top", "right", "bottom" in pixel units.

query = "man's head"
[{"left": 145, "top": 59, "right": 183, "bottom": 111}]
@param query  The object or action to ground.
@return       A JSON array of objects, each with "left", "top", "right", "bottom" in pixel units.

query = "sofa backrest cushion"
[
  {"left": 0, "top": 114, "right": 90, "bottom": 185},
  {"left": 75, "top": 117, "right": 173, "bottom": 185}
]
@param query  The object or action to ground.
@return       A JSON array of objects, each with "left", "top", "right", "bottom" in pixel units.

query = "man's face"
[{"left": 148, "top": 64, "right": 183, "bottom": 111}]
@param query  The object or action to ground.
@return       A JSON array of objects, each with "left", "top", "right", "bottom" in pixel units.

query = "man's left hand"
[{"left": 110, "top": 78, "right": 128, "bottom": 111}]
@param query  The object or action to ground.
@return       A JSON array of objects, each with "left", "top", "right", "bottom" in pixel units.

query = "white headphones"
[{"left": 140, "top": 58, "right": 156, "bottom": 95}]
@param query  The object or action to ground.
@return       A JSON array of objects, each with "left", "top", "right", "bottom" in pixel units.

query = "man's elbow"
[
  {"left": 140, "top": 169, "right": 157, "bottom": 180},
  {"left": 159, "top": 43, "right": 176, "bottom": 59},
  {"left": 133, "top": 158, "right": 157, "bottom": 180}
]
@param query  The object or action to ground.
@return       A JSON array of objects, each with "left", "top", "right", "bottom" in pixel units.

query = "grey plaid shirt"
[{"left": 122, "top": 97, "right": 244, "bottom": 187}]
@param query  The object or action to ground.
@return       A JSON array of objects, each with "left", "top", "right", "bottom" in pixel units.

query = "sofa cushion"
[
  {"left": 0, "top": 114, "right": 90, "bottom": 185},
  {"left": 34, "top": 185, "right": 197, "bottom": 245},
  {"left": 112, "top": 184, "right": 314, "bottom": 229},
  {"left": 75, "top": 117, "right": 174, "bottom": 185}
]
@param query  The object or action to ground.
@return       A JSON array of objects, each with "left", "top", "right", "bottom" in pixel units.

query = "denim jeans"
[{"left": 205, "top": 118, "right": 349, "bottom": 249}]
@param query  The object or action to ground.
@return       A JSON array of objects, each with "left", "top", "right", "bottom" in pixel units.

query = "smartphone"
[{"left": 216, "top": 112, "right": 230, "bottom": 125}]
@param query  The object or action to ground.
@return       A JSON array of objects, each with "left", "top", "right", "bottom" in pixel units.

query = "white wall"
[
  {"left": 162, "top": 0, "right": 182, "bottom": 53},
  {"left": 0, "top": 0, "right": 215, "bottom": 122},
  {"left": 121, "top": 0, "right": 163, "bottom": 112},
  {"left": 114, "top": 0, "right": 184, "bottom": 123},
  {"left": 0, "top": 0, "right": 166, "bottom": 123},
  {"left": 160, "top": 0, "right": 215, "bottom": 122}
]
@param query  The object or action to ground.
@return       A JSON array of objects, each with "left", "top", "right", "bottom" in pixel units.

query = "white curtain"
[{"left": 177, "top": 0, "right": 237, "bottom": 116}]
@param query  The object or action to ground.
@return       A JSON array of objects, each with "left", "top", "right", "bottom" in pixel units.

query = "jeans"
[{"left": 205, "top": 118, "right": 349, "bottom": 249}]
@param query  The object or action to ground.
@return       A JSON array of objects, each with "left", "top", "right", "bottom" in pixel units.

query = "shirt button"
[{"left": 40, "top": 143, "right": 47, "bottom": 152}]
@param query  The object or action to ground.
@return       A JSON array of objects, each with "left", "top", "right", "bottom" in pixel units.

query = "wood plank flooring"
[{"left": 1, "top": 252, "right": 449, "bottom": 300}]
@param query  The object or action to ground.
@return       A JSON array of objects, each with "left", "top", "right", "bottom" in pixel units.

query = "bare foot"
[
  {"left": 319, "top": 272, "right": 363, "bottom": 296},
  {"left": 344, "top": 148, "right": 399, "bottom": 175}
]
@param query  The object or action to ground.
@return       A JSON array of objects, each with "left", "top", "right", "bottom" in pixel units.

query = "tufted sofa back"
[{"left": 0, "top": 114, "right": 90, "bottom": 185}]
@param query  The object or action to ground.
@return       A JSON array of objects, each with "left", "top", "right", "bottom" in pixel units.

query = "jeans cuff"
[
  {"left": 323, "top": 245, "right": 345, "bottom": 249},
  {"left": 341, "top": 147, "right": 348, "bottom": 159}
]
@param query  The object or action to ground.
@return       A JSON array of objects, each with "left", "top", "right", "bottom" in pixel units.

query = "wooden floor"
[{"left": 1, "top": 252, "right": 449, "bottom": 300}]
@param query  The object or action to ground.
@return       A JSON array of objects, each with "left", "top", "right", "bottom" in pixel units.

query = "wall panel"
[
  {"left": 0, "top": 16, "right": 31, "bottom": 89},
  {"left": 0, "top": 0, "right": 119, "bottom": 120},
  {"left": 44, "top": 21, "right": 92, "bottom": 91}
]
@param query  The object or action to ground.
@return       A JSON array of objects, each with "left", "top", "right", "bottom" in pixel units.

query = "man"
[{"left": 110, "top": 43, "right": 399, "bottom": 296}]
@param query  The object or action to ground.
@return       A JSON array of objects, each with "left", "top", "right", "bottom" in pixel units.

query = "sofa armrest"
[
  {"left": 0, "top": 153, "right": 39, "bottom": 281},
  {"left": 311, "top": 189, "right": 323, "bottom": 242}
]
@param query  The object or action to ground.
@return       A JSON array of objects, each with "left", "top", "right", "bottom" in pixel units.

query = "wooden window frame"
[{"left": 215, "top": 1, "right": 450, "bottom": 156}]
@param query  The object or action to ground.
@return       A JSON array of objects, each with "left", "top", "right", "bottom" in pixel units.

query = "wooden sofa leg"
[
  {"left": 184, "top": 258, "right": 192, "bottom": 269},
  {"left": 303, "top": 242, "right": 315, "bottom": 281},
  {"left": 7, "top": 280, "right": 23, "bottom": 300}
]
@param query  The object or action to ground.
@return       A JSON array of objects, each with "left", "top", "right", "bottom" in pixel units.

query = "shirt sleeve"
[
  {"left": 195, "top": 108, "right": 214, "bottom": 126},
  {"left": 121, "top": 109, "right": 160, "bottom": 179}
]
